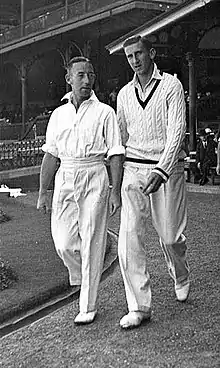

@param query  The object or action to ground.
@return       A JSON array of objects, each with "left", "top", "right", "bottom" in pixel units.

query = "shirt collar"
[
  {"left": 132, "top": 63, "right": 162, "bottom": 89},
  {"left": 61, "top": 90, "right": 98, "bottom": 103}
]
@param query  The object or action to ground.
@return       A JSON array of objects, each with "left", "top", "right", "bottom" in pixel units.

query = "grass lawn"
[
  {"left": 0, "top": 192, "right": 69, "bottom": 324},
  {"left": 0, "top": 190, "right": 118, "bottom": 327}
]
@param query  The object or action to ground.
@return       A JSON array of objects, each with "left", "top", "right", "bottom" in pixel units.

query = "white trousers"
[
  {"left": 118, "top": 162, "right": 189, "bottom": 313},
  {"left": 51, "top": 158, "right": 109, "bottom": 313}
]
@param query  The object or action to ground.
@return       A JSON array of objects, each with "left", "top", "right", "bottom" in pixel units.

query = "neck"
[
  {"left": 137, "top": 63, "right": 154, "bottom": 90},
  {"left": 71, "top": 91, "right": 90, "bottom": 110}
]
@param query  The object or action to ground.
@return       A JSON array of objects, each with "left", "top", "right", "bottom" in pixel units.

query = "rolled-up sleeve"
[
  {"left": 117, "top": 91, "right": 129, "bottom": 147},
  {"left": 41, "top": 111, "right": 58, "bottom": 158},
  {"left": 103, "top": 107, "right": 125, "bottom": 158}
]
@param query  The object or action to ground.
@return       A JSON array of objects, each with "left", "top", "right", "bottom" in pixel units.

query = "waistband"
[
  {"left": 60, "top": 156, "right": 105, "bottom": 169},
  {"left": 125, "top": 157, "right": 185, "bottom": 164}
]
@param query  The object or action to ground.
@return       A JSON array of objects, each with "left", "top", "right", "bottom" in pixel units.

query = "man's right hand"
[{"left": 37, "top": 192, "right": 51, "bottom": 214}]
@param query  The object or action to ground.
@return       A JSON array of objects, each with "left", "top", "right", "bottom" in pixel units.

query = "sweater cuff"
[
  {"left": 152, "top": 167, "right": 169, "bottom": 182},
  {"left": 107, "top": 145, "right": 125, "bottom": 158}
]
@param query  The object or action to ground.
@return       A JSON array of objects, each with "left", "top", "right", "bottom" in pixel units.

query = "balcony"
[{"left": 0, "top": 0, "right": 180, "bottom": 50}]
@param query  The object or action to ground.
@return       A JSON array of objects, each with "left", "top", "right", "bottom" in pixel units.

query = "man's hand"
[
  {"left": 143, "top": 172, "right": 164, "bottom": 196},
  {"left": 109, "top": 189, "right": 121, "bottom": 217},
  {"left": 37, "top": 192, "right": 51, "bottom": 214},
  {"left": 216, "top": 165, "right": 220, "bottom": 175}
]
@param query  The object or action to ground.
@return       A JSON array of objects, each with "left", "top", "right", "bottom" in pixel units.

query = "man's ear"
[
  {"left": 149, "top": 48, "right": 156, "bottom": 60},
  {"left": 65, "top": 73, "right": 71, "bottom": 85}
]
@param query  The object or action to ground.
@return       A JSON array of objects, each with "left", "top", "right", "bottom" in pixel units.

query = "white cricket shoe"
[
  {"left": 175, "top": 281, "right": 190, "bottom": 302},
  {"left": 74, "top": 310, "right": 97, "bottom": 325},
  {"left": 120, "top": 310, "right": 151, "bottom": 329}
]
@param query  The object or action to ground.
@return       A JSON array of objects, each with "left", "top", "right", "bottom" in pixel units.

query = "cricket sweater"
[{"left": 117, "top": 64, "right": 186, "bottom": 181}]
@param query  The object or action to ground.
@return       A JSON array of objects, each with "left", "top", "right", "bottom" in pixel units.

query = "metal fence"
[
  {"left": 0, "top": 139, "right": 45, "bottom": 171},
  {"left": 0, "top": 0, "right": 94, "bottom": 46},
  {"left": 0, "top": 115, "right": 49, "bottom": 141}
]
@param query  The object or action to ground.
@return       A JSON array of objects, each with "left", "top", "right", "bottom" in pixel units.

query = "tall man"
[
  {"left": 117, "top": 35, "right": 190, "bottom": 329},
  {"left": 37, "top": 56, "right": 124, "bottom": 324}
]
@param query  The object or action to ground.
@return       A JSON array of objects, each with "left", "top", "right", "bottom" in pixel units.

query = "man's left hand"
[
  {"left": 143, "top": 172, "right": 164, "bottom": 196},
  {"left": 109, "top": 190, "right": 121, "bottom": 216}
]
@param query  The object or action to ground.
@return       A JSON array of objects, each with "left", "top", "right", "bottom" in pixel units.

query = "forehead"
[
  {"left": 124, "top": 41, "right": 147, "bottom": 56},
  {"left": 70, "top": 62, "right": 94, "bottom": 74}
]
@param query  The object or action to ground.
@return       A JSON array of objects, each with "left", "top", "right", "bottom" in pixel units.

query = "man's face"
[
  {"left": 124, "top": 41, "right": 155, "bottom": 76},
  {"left": 65, "top": 62, "right": 95, "bottom": 100}
]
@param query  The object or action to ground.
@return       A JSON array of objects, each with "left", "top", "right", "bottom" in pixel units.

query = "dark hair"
[
  {"left": 198, "top": 128, "right": 206, "bottom": 137},
  {"left": 123, "top": 35, "right": 153, "bottom": 51},
  {"left": 65, "top": 56, "right": 92, "bottom": 71}
]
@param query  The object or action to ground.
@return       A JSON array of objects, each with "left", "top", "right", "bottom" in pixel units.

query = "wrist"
[
  {"left": 39, "top": 189, "right": 48, "bottom": 195},
  {"left": 110, "top": 185, "right": 120, "bottom": 193}
]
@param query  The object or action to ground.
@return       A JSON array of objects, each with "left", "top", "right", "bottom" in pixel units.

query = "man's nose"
[
  {"left": 132, "top": 55, "right": 139, "bottom": 64},
  {"left": 83, "top": 74, "right": 90, "bottom": 84}
]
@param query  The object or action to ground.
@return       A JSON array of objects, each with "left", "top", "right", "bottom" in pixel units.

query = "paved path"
[{"left": 0, "top": 191, "right": 219, "bottom": 368}]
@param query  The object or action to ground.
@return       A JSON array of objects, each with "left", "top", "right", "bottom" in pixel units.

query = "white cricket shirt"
[{"left": 42, "top": 91, "right": 125, "bottom": 159}]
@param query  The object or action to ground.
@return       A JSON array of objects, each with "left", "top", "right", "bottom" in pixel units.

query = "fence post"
[{"left": 186, "top": 52, "right": 197, "bottom": 152}]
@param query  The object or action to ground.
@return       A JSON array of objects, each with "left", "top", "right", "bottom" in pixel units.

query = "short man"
[
  {"left": 195, "top": 128, "right": 217, "bottom": 185},
  {"left": 37, "top": 56, "right": 124, "bottom": 324},
  {"left": 117, "top": 35, "right": 190, "bottom": 329},
  {"left": 216, "top": 131, "right": 220, "bottom": 175}
]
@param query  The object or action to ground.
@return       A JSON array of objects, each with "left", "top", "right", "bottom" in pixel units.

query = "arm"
[
  {"left": 152, "top": 78, "right": 186, "bottom": 180},
  {"left": 37, "top": 152, "right": 59, "bottom": 213},
  {"left": 216, "top": 141, "right": 220, "bottom": 175},
  {"left": 108, "top": 154, "right": 124, "bottom": 216},
  {"left": 195, "top": 142, "right": 201, "bottom": 169},
  {"left": 103, "top": 106, "right": 125, "bottom": 215},
  {"left": 145, "top": 79, "right": 186, "bottom": 195},
  {"left": 116, "top": 91, "right": 129, "bottom": 147},
  {"left": 37, "top": 110, "right": 59, "bottom": 212}
]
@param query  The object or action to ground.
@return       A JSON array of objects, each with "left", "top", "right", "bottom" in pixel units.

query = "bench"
[
  {"left": 184, "top": 160, "right": 219, "bottom": 185},
  {"left": 210, "top": 166, "right": 219, "bottom": 185},
  {"left": 184, "top": 158, "right": 196, "bottom": 183}
]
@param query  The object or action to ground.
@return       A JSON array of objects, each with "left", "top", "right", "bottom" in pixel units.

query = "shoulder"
[
  {"left": 95, "top": 100, "right": 114, "bottom": 112},
  {"left": 93, "top": 100, "right": 116, "bottom": 117},
  {"left": 48, "top": 103, "right": 68, "bottom": 121},
  {"left": 162, "top": 72, "right": 183, "bottom": 90},
  {"left": 118, "top": 81, "right": 133, "bottom": 99},
  {"left": 52, "top": 102, "right": 68, "bottom": 113}
]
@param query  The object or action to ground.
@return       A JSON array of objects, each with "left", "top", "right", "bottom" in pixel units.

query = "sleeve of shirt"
[
  {"left": 152, "top": 78, "right": 186, "bottom": 181},
  {"left": 41, "top": 110, "right": 59, "bottom": 158},
  {"left": 103, "top": 106, "right": 125, "bottom": 158},
  {"left": 116, "top": 90, "right": 129, "bottom": 147}
]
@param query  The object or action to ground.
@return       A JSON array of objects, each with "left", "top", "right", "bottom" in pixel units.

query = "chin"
[
  {"left": 81, "top": 92, "right": 91, "bottom": 99},
  {"left": 136, "top": 69, "right": 145, "bottom": 75}
]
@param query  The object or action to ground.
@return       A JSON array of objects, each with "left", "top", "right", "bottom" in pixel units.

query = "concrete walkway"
[{"left": 0, "top": 189, "right": 219, "bottom": 368}]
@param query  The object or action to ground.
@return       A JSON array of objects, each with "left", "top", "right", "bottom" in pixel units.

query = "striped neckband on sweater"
[{"left": 135, "top": 72, "right": 163, "bottom": 109}]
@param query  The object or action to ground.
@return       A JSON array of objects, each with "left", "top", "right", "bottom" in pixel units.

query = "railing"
[
  {"left": 0, "top": 0, "right": 177, "bottom": 47},
  {"left": 197, "top": 95, "right": 220, "bottom": 123},
  {"left": 0, "top": 114, "right": 50, "bottom": 141},
  {"left": 0, "top": 0, "right": 110, "bottom": 46},
  {"left": 0, "top": 139, "right": 45, "bottom": 171}
]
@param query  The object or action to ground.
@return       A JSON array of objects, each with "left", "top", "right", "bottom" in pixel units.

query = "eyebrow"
[{"left": 75, "top": 70, "right": 95, "bottom": 74}]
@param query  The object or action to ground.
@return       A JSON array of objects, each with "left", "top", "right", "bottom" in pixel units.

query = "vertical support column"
[
  {"left": 21, "top": 61, "right": 27, "bottom": 138},
  {"left": 65, "top": 47, "right": 70, "bottom": 93},
  {"left": 186, "top": 52, "right": 197, "bottom": 152},
  {"left": 97, "top": 24, "right": 101, "bottom": 95},
  {"left": 84, "top": 0, "right": 88, "bottom": 13},
  {"left": 65, "top": 0, "right": 68, "bottom": 20},
  {"left": 21, "top": 0, "right": 24, "bottom": 37}
]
